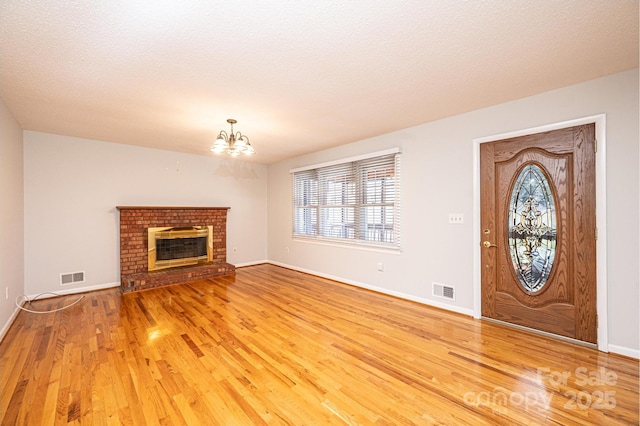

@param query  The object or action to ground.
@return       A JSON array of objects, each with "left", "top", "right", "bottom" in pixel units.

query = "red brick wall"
[{"left": 117, "top": 206, "right": 235, "bottom": 291}]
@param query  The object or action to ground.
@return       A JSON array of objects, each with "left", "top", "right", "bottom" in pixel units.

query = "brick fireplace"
[{"left": 117, "top": 206, "right": 235, "bottom": 292}]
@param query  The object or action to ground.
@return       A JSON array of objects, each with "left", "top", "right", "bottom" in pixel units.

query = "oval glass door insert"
[{"left": 508, "top": 163, "right": 557, "bottom": 292}]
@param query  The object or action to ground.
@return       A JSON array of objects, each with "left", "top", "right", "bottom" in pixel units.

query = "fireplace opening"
[
  {"left": 156, "top": 236, "right": 207, "bottom": 260},
  {"left": 148, "top": 226, "right": 213, "bottom": 271}
]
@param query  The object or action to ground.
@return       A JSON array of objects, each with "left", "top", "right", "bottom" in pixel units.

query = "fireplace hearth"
[{"left": 117, "top": 206, "right": 235, "bottom": 292}]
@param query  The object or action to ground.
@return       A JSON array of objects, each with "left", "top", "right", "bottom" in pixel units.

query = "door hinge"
[
  {"left": 595, "top": 227, "right": 598, "bottom": 240},
  {"left": 594, "top": 138, "right": 598, "bottom": 153}
]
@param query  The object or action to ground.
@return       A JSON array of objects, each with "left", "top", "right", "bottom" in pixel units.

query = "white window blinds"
[{"left": 292, "top": 150, "right": 401, "bottom": 250}]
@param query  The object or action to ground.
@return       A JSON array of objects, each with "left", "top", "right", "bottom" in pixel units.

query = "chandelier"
[{"left": 209, "top": 119, "right": 255, "bottom": 156}]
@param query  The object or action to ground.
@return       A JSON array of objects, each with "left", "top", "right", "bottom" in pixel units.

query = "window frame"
[{"left": 291, "top": 148, "right": 401, "bottom": 251}]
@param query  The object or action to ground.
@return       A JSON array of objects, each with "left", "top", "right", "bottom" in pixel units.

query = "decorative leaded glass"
[{"left": 508, "top": 164, "right": 557, "bottom": 292}]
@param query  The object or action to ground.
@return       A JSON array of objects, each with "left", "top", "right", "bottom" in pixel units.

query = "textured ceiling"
[{"left": 1, "top": 1, "right": 637, "bottom": 164}]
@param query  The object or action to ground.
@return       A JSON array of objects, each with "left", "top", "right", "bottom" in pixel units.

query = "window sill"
[{"left": 292, "top": 236, "right": 402, "bottom": 255}]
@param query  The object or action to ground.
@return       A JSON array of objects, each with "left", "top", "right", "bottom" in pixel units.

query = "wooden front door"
[{"left": 480, "top": 124, "right": 597, "bottom": 343}]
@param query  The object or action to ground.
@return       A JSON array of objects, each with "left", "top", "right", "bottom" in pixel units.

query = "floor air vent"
[
  {"left": 433, "top": 282, "right": 455, "bottom": 301},
  {"left": 60, "top": 271, "right": 85, "bottom": 285}
]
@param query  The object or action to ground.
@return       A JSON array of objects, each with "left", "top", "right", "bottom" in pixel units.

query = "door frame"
[{"left": 472, "top": 114, "right": 608, "bottom": 352}]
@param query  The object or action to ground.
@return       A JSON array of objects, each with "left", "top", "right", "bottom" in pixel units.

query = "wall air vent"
[
  {"left": 433, "top": 282, "right": 455, "bottom": 301},
  {"left": 60, "top": 271, "right": 85, "bottom": 286}
]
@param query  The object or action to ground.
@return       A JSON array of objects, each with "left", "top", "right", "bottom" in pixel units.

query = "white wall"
[
  {"left": 267, "top": 69, "right": 639, "bottom": 356},
  {"left": 0, "top": 98, "right": 24, "bottom": 340},
  {"left": 23, "top": 132, "right": 268, "bottom": 296}
]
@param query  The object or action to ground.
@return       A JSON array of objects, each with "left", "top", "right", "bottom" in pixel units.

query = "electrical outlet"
[
  {"left": 377, "top": 262, "right": 385, "bottom": 272},
  {"left": 448, "top": 213, "right": 464, "bottom": 224},
  {"left": 285, "top": 247, "right": 290, "bottom": 254}
]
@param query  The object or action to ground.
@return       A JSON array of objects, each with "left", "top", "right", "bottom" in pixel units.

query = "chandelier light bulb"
[{"left": 210, "top": 119, "right": 255, "bottom": 157}]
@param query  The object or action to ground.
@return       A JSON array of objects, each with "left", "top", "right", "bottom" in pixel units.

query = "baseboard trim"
[
  {"left": 234, "top": 260, "right": 269, "bottom": 268},
  {"left": 25, "top": 281, "right": 121, "bottom": 300},
  {"left": 268, "top": 260, "right": 474, "bottom": 317},
  {"left": 608, "top": 344, "right": 640, "bottom": 360},
  {"left": 0, "top": 304, "right": 21, "bottom": 344}
]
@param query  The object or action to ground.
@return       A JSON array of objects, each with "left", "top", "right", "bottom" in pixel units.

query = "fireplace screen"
[{"left": 148, "top": 226, "right": 213, "bottom": 271}]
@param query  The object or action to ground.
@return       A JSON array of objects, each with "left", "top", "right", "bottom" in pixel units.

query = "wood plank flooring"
[{"left": 1, "top": 264, "right": 638, "bottom": 425}]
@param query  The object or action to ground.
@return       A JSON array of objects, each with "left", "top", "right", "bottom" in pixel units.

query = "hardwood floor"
[{"left": 1, "top": 264, "right": 638, "bottom": 425}]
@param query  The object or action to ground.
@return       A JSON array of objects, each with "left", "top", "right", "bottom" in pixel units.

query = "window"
[{"left": 292, "top": 149, "right": 401, "bottom": 250}]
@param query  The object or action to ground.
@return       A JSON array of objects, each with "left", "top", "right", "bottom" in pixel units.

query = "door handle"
[{"left": 482, "top": 241, "right": 497, "bottom": 248}]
